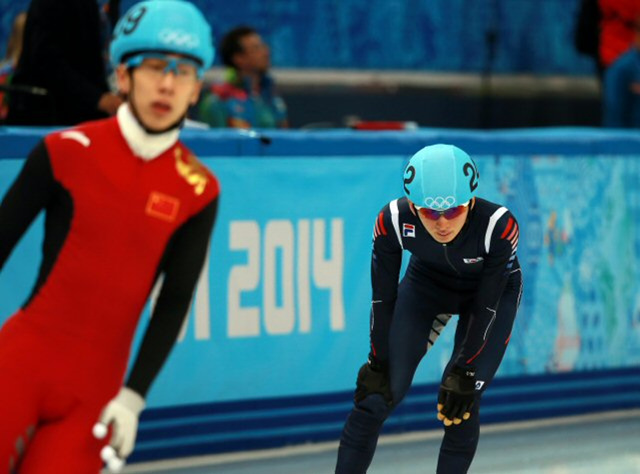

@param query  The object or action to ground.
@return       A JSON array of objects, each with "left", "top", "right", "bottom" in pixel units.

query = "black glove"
[
  {"left": 354, "top": 357, "right": 392, "bottom": 405},
  {"left": 437, "top": 365, "right": 476, "bottom": 425}
]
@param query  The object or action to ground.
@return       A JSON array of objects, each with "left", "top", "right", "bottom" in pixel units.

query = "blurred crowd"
[
  {"left": 0, "top": 0, "right": 288, "bottom": 130},
  {"left": 1, "top": 0, "right": 639, "bottom": 129}
]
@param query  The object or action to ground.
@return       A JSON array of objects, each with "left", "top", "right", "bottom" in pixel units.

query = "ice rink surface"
[{"left": 119, "top": 410, "right": 640, "bottom": 474}]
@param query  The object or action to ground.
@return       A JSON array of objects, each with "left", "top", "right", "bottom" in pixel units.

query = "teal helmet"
[
  {"left": 403, "top": 144, "right": 479, "bottom": 210},
  {"left": 110, "top": 0, "right": 214, "bottom": 77}
]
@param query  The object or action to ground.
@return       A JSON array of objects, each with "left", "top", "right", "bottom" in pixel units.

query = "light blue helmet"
[
  {"left": 403, "top": 144, "right": 479, "bottom": 210},
  {"left": 110, "top": 0, "right": 214, "bottom": 77}
]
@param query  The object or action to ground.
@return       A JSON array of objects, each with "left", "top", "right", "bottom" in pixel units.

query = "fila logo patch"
[
  {"left": 463, "top": 257, "right": 484, "bottom": 264},
  {"left": 402, "top": 223, "right": 415, "bottom": 238},
  {"left": 146, "top": 192, "right": 180, "bottom": 222}
]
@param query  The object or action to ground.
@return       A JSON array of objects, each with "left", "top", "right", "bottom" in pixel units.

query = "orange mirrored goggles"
[{"left": 414, "top": 202, "right": 469, "bottom": 220}]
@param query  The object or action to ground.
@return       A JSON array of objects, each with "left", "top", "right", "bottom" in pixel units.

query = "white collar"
[{"left": 116, "top": 103, "right": 180, "bottom": 161}]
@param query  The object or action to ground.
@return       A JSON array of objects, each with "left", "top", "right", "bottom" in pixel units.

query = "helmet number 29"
[{"left": 463, "top": 162, "right": 479, "bottom": 192}]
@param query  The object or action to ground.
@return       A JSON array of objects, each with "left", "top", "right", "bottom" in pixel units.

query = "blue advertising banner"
[
  {"left": 0, "top": 128, "right": 639, "bottom": 461},
  {"left": 142, "top": 152, "right": 640, "bottom": 406}
]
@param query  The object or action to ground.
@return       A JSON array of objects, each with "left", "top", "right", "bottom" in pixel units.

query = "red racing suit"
[{"left": 0, "top": 115, "right": 219, "bottom": 473}]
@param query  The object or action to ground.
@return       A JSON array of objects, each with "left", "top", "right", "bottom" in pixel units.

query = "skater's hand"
[
  {"left": 437, "top": 365, "right": 476, "bottom": 426},
  {"left": 355, "top": 356, "right": 393, "bottom": 405},
  {"left": 93, "top": 387, "right": 145, "bottom": 472}
]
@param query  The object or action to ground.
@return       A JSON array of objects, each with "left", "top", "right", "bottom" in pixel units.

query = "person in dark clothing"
[
  {"left": 574, "top": 0, "right": 604, "bottom": 78},
  {"left": 335, "top": 144, "right": 522, "bottom": 474},
  {"left": 6, "top": 0, "right": 122, "bottom": 125},
  {"left": 0, "top": 11, "right": 27, "bottom": 121}
]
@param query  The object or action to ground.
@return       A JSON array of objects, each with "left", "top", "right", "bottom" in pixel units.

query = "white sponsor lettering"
[
  {"left": 228, "top": 221, "right": 261, "bottom": 337},
  {"left": 61, "top": 130, "right": 91, "bottom": 147},
  {"left": 227, "top": 218, "right": 345, "bottom": 337}
]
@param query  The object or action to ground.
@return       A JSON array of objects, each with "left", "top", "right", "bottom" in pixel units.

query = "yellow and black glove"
[{"left": 437, "top": 365, "right": 476, "bottom": 426}]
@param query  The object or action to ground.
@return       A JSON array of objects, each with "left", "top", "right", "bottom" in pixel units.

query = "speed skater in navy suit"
[{"left": 335, "top": 144, "right": 523, "bottom": 473}]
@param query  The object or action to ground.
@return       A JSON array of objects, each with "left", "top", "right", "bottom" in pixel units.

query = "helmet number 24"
[
  {"left": 403, "top": 165, "right": 415, "bottom": 195},
  {"left": 403, "top": 161, "right": 478, "bottom": 195},
  {"left": 463, "top": 162, "right": 479, "bottom": 192}
]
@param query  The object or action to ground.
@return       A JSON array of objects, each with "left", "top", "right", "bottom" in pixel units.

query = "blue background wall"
[
  {"left": 0, "top": 127, "right": 639, "bottom": 461},
  {"left": 0, "top": 0, "right": 596, "bottom": 74}
]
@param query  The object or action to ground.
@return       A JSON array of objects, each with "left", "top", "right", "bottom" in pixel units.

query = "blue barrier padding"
[
  {"left": 185, "top": 127, "right": 640, "bottom": 156},
  {"left": 2, "top": 127, "right": 640, "bottom": 160},
  {"left": 130, "top": 367, "right": 640, "bottom": 462}
]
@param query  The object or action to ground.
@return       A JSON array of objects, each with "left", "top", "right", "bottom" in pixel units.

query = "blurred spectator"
[
  {"left": 574, "top": 0, "right": 603, "bottom": 77},
  {"left": 198, "top": 25, "right": 288, "bottom": 129},
  {"left": 599, "top": 0, "right": 640, "bottom": 68},
  {"left": 103, "top": 0, "right": 121, "bottom": 34},
  {"left": 602, "top": 15, "right": 640, "bottom": 127},
  {"left": 0, "top": 12, "right": 27, "bottom": 121},
  {"left": 99, "top": 0, "right": 121, "bottom": 71},
  {"left": 6, "top": 0, "right": 122, "bottom": 126}
]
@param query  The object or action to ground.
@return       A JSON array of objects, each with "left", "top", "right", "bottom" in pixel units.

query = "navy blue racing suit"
[{"left": 336, "top": 197, "right": 523, "bottom": 474}]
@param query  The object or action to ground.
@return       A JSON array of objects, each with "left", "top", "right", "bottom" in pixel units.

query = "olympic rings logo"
[
  {"left": 158, "top": 29, "right": 200, "bottom": 49},
  {"left": 423, "top": 196, "right": 456, "bottom": 210}
]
